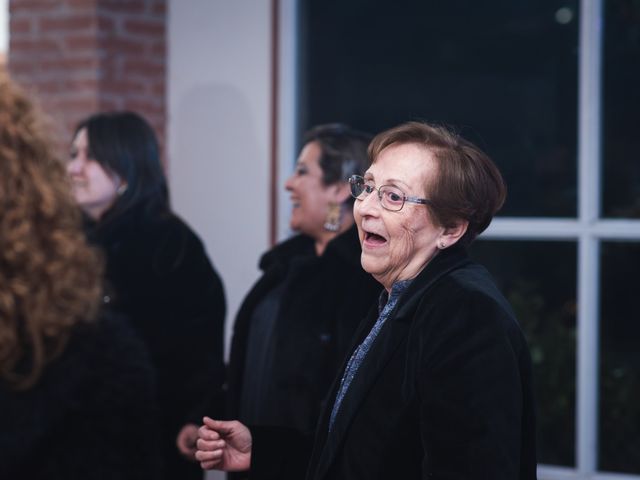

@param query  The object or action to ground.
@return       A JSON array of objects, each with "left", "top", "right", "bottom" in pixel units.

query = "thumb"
[{"left": 202, "top": 417, "right": 235, "bottom": 435}]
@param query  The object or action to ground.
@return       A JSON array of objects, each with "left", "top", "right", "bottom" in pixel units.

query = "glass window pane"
[
  {"left": 299, "top": 0, "right": 579, "bottom": 217},
  {"left": 599, "top": 242, "right": 640, "bottom": 474},
  {"left": 469, "top": 239, "right": 577, "bottom": 467},
  {"left": 602, "top": 1, "right": 640, "bottom": 218}
]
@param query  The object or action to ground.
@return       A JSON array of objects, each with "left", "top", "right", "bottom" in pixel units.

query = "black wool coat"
[
  {"left": 0, "top": 314, "right": 160, "bottom": 480},
  {"left": 226, "top": 225, "right": 381, "bottom": 434},
  {"left": 250, "top": 245, "right": 537, "bottom": 480},
  {"left": 87, "top": 203, "right": 226, "bottom": 480}
]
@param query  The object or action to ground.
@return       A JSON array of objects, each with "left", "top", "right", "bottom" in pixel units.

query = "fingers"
[
  {"left": 196, "top": 444, "right": 224, "bottom": 471},
  {"left": 198, "top": 424, "right": 222, "bottom": 441},
  {"left": 176, "top": 424, "right": 199, "bottom": 456},
  {"left": 195, "top": 446, "right": 224, "bottom": 462},
  {"left": 202, "top": 416, "right": 235, "bottom": 435},
  {"left": 200, "top": 458, "right": 222, "bottom": 470},
  {"left": 196, "top": 437, "right": 226, "bottom": 453},
  {"left": 197, "top": 449, "right": 224, "bottom": 471}
]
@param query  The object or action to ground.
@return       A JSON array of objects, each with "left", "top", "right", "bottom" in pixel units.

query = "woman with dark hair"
[
  {"left": 67, "top": 111, "right": 226, "bottom": 480},
  {"left": 196, "top": 121, "right": 537, "bottom": 480},
  {"left": 225, "top": 124, "right": 381, "bottom": 432},
  {"left": 0, "top": 72, "right": 159, "bottom": 479},
  {"left": 178, "top": 125, "right": 380, "bottom": 471}
]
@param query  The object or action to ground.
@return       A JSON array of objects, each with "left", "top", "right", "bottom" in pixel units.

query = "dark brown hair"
[
  {"left": 0, "top": 70, "right": 103, "bottom": 390},
  {"left": 303, "top": 123, "right": 371, "bottom": 187},
  {"left": 73, "top": 111, "right": 168, "bottom": 225},
  {"left": 368, "top": 121, "right": 506, "bottom": 246}
]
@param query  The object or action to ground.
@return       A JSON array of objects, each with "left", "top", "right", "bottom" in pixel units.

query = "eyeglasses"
[{"left": 348, "top": 175, "right": 430, "bottom": 212}]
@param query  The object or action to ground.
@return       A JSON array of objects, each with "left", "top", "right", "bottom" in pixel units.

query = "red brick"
[
  {"left": 97, "top": 14, "right": 116, "bottom": 32},
  {"left": 64, "top": 34, "right": 98, "bottom": 50},
  {"left": 7, "top": 60, "right": 37, "bottom": 75},
  {"left": 10, "top": 18, "right": 33, "bottom": 34},
  {"left": 124, "top": 18, "right": 164, "bottom": 37},
  {"left": 102, "top": 78, "right": 148, "bottom": 96},
  {"left": 40, "top": 15, "right": 96, "bottom": 32},
  {"left": 41, "top": 57, "right": 100, "bottom": 72},
  {"left": 149, "top": 40, "right": 165, "bottom": 56},
  {"left": 150, "top": 81, "right": 165, "bottom": 97},
  {"left": 65, "top": 0, "right": 98, "bottom": 9},
  {"left": 122, "top": 59, "right": 164, "bottom": 77},
  {"left": 9, "top": 38, "right": 60, "bottom": 55},
  {"left": 100, "top": 36, "right": 146, "bottom": 55},
  {"left": 57, "top": 97, "right": 99, "bottom": 111},
  {"left": 151, "top": 1, "right": 166, "bottom": 16},
  {"left": 98, "top": 0, "right": 145, "bottom": 14},
  {"left": 98, "top": 97, "right": 122, "bottom": 111},
  {"left": 124, "top": 98, "right": 164, "bottom": 116},
  {"left": 9, "top": 0, "right": 166, "bottom": 162},
  {"left": 10, "top": 0, "right": 59, "bottom": 14}
]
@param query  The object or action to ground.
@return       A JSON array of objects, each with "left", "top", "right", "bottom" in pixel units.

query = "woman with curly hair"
[{"left": 0, "top": 70, "right": 161, "bottom": 479}]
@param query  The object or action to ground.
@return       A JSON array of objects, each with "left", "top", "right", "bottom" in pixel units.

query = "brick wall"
[{"left": 8, "top": 0, "right": 166, "bottom": 158}]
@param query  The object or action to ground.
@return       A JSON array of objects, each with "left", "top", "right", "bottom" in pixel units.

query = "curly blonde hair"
[{"left": 0, "top": 70, "right": 104, "bottom": 390}]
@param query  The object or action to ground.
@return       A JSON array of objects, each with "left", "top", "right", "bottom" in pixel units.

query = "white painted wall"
[
  {"left": 0, "top": 0, "right": 8, "bottom": 56},
  {"left": 168, "top": 2, "right": 299, "bottom": 477},
  {"left": 168, "top": 0, "right": 271, "bottom": 373}
]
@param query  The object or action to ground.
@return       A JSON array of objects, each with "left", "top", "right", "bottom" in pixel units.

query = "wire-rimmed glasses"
[{"left": 348, "top": 175, "right": 430, "bottom": 212}]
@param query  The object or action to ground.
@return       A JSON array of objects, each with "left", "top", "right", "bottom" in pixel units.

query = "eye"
[
  {"left": 364, "top": 184, "right": 375, "bottom": 194},
  {"left": 295, "top": 165, "right": 308, "bottom": 176},
  {"left": 382, "top": 187, "right": 405, "bottom": 205}
]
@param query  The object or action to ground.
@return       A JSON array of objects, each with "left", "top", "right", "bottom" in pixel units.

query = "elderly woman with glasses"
[{"left": 195, "top": 121, "right": 537, "bottom": 480}]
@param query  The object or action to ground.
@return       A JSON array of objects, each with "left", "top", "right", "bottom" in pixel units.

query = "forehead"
[
  {"left": 367, "top": 143, "right": 437, "bottom": 190},
  {"left": 72, "top": 127, "right": 88, "bottom": 146},
  {"left": 297, "top": 140, "right": 322, "bottom": 166}
]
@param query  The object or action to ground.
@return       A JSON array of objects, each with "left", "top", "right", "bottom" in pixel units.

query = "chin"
[{"left": 360, "top": 254, "right": 381, "bottom": 276}]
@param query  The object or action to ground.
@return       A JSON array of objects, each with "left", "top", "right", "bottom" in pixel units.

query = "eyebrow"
[{"left": 364, "top": 173, "right": 412, "bottom": 190}]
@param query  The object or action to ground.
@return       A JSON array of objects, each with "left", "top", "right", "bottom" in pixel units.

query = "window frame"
[{"left": 277, "top": 0, "right": 640, "bottom": 477}]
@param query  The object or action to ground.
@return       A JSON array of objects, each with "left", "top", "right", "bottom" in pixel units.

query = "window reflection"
[
  {"left": 602, "top": 0, "right": 640, "bottom": 218},
  {"left": 469, "top": 239, "right": 577, "bottom": 466},
  {"left": 300, "top": 0, "right": 579, "bottom": 217},
  {"left": 599, "top": 242, "right": 640, "bottom": 474}
]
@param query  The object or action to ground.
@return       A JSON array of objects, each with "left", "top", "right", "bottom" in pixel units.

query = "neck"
[{"left": 314, "top": 214, "right": 354, "bottom": 256}]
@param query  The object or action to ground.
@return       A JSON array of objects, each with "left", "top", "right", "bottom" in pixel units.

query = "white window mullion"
[
  {"left": 577, "top": 0, "right": 604, "bottom": 475},
  {"left": 577, "top": 236, "right": 600, "bottom": 475}
]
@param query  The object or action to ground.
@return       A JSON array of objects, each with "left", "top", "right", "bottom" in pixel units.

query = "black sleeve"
[
  {"left": 419, "top": 291, "right": 533, "bottom": 479},
  {"left": 249, "top": 426, "right": 314, "bottom": 480},
  {"left": 162, "top": 226, "right": 227, "bottom": 425}
]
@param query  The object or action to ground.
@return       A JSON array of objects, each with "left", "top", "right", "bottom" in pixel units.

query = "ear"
[
  {"left": 330, "top": 182, "right": 352, "bottom": 204},
  {"left": 438, "top": 220, "right": 469, "bottom": 249}
]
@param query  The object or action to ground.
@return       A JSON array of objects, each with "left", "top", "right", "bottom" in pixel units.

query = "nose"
[
  {"left": 67, "top": 156, "right": 84, "bottom": 175},
  {"left": 284, "top": 173, "right": 295, "bottom": 191},
  {"left": 354, "top": 190, "right": 381, "bottom": 218}
]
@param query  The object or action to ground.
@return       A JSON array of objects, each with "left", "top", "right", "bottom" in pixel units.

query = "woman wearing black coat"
[
  {"left": 0, "top": 72, "right": 159, "bottom": 479},
  {"left": 196, "top": 122, "right": 537, "bottom": 479},
  {"left": 179, "top": 125, "right": 380, "bottom": 465},
  {"left": 67, "top": 111, "right": 226, "bottom": 480},
  {"left": 224, "top": 124, "right": 380, "bottom": 437}
]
